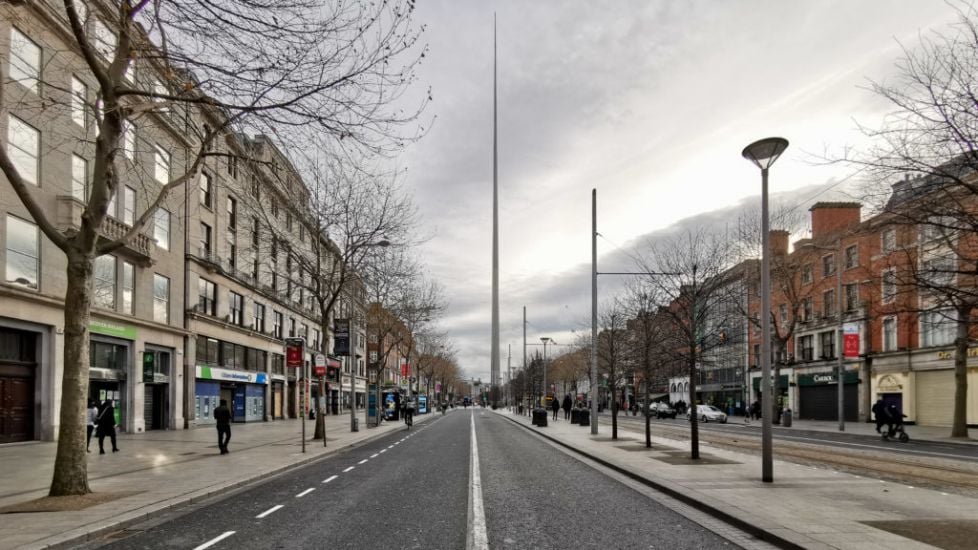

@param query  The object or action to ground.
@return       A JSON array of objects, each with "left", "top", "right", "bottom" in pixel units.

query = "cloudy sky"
[{"left": 397, "top": 0, "right": 961, "bottom": 383}]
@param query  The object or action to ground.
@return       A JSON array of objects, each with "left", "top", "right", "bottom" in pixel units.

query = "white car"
[{"left": 686, "top": 405, "right": 727, "bottom": 423}]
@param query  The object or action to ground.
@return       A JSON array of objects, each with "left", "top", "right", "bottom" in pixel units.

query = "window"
[
  {"left": 883, "top": 316, "right": 897, "bottom": 352},
  {"left": 227, "top": 196, "right": 237, "bottom": 230},
  {"left": 227, "top": 230, "right": 236, "bottom": 270},
  {"left": 93, "top": 255, "right": 116, "bottom": 309},
  {"left": 778, "top": 304, "right": 788, "bottom": 328},
  {"left": 802, "top": 297, "right": 813, "bottom": 321},
  {"left": 312, "top": 329, "right": 320, "bottom": 351},
  {"left": 252, "top": 257, "right": 259, "bottom": 282},
  {"left": 881, "top": 228, "right": 896, "bottom": 254},
  {"left": 844, "top": 283, "right": 859, "bottom": 311},
  {"left": 9, "top": 28, "right": 40, "bottom": 93},
  {"left": 299, "top": 224, "right": 305, "bottom": 243},
  {"left": 154, "top": 208, "right": 170, "bottom": 250},
  {"left": 253, "top": 303, "right": 265, "bottom": 332},
  {"left": 227, "top": 155, "right": 237, "bottom": 178},
  {"left": 823, "top": 289, "right": 836, "bottom": 317},
  {"left": 154, "top": 145, "right": 170, "bottom": 184},
  {"left": 200, "top": 222, "right": 212, "bottom": 257},
  {"left": 271, "top": 198, "right": 279, "bottom": 219},
  {"left": 71, "top": 77, "right": 87, "bottom": 127},
  {"left": 200, "top": 173, "right": 213, "bottom": 208},
  {"left": 153, "top": 274, "right": 170, "bottom": 323},
  {"left": 299, "top": 323, "right": 308, "bottom": 341},
  {"left": 882, "top": 269, "right": 897, "bottom": 303},
  {"left": 7, "top": 116, "right": 39, "bottom": 185},
  {"left": 122, "top": 261, "right": 134, "bottom": 315},
  {"left": 5, "top": 215, "right": 38, "bottom": 288},
  {"left": 273, "top": 311, "right": 283, "bottom": 339},
  {"left": 71, "top": 155, "right": 88, "bottom": 201},
  {"left": 152, "top": 79, "right": 168, "bottom": 113},
  {"left": 93, "top": 20, "right": 116, "bottom": 59},
  {"left": 921, "top": 309, "right": 956, "bottom": 348},
  {"left": 819, "top": 330, "right": 835, "bottom": 359},
  {"left": 799, "top": 335, "right": 814, "bottom": 361},
  {"left": 252, "top": 217, "right": 260, "bottom": 247},
  {"left": 844, "top": 245, "right": 858, "bottom": 269},
  {"left": 229, "top": 291, "right": 244, "bottom": 325},
  {"left": 271, "top": 353, "right": 284, "bottom": 375},
  {"left": 286, "top": 212, "right": 293, "bottom": 232},
  {"left": 122, "top": 186, "right": 135, "bottom": 226},
  {"left": 922, "top": 257, "right": 955, "bottom": 288},
  {"left": 122, "top": 122, "right": 136, "bottom": 160},
  {"left": 921, "top": 217, "right": 955, "bottom": 245},
  {"left": 822, "top": 254, "right": 835, "bottom": 278},
  {"left": 288, "top": 317, "right": 296, "bottom": 338},
  {"left": 198, "top": 278, "right": 216, "bottom": 315},
  {"left": 251, "top": 176, "right": 260, "bottom": 199},
  {"left": 802, "top": 264, "right": 813, "bottom": 284}
]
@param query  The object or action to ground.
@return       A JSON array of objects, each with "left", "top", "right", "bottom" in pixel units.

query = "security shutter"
[
  {"left": 798, "top": 384, "right": 857, "bottom": 421},
  {"left": 915, "top": 370, "right": 954, "bottom": 427}
]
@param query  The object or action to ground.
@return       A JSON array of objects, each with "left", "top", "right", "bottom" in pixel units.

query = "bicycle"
[{"left": 404, "top": 409, "right": 414, "bottom": 429}]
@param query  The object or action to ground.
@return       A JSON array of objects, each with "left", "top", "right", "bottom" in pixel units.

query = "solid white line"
[
  {"left": 468, "top": 413, "right": 489, "bottom": 550},
  {"left": 255, "top": 505, "right": 283, "bottom": 519},
  {"left": 370, "top": 453, "right": 379, "bottom": 458},
  {"left": 296, "top": 488, "right": 315, "bottom": 498},
  {"left": 323, "top": 475, "right": 338, "bottom": 484},
  {"left": 193, "top": 531, "right": 235, "bottom": 550},
  {"left": 358, "top": 459, "right": 368, "bottom": 464},
  {"left": 343, "top": 466, "right": 355, "bottom": 472}
]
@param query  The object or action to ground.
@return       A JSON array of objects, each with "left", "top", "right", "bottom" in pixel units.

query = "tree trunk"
[
  {"left": 689, "top": 348, "right": 699, "bottom": 460},
  {"left": 610, "top": 378, "right": 618, "bottom": 439},
  {"left": 313, "top": 376, "right": 326, "bottom": 440},
  {"left": 951, "top": 306, "right": 970, "bottom": 438},
  {"left": 50, "top": 253, "right": 94, "bottom": 496},
  {"left": 644, "top": 380, "right": 651, "bottom": 448}
]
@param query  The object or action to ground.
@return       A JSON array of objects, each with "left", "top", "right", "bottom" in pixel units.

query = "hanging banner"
[{"left": 843, "top": 323, "right": 860, "bottom": 358}]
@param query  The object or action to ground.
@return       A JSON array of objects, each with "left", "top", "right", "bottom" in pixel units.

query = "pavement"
[
  {"left": 500, "top": 408, "right": 978, "bottom": 550},
  {"left": 0, "top": 411, "right": 436, "bottom": 550}
]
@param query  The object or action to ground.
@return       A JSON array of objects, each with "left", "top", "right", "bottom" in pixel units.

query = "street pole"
[
  {"left": 522, "top": 306, "right": 527, "bottom": 411},
  {"left": 350, "top": 330, "right": 357, "bottom": 432},
  {"left": 489, "top": 14, "right": 500, "bottom": 409},
  {"left": 837, "top": 240, "right": 845, "bottom": 432},
  {"left": 302, "top": 356, "right": 307, "bottom": 453},
  {"left": 541, "top": 337, "right": 549, "bottom": 407},
  {"left": 590, "top": 188, "right": 599, "bottom": 435}
]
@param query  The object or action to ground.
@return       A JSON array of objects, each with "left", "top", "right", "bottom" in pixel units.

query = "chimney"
[
  {"left": 809, "top": 202, "right": 861, "bottom": 239},
  {"left": 769, "top": 230, "right": 789, "bottom": 257}
]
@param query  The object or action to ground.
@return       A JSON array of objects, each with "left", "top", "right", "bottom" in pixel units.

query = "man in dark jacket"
[
  {"left": 551, "top": 397, "right": 560, "bottom": 420},
  {"left": 96, "top": 400, "right": 119, "bottom": 454},
  {"left": 214, "top": 399, "right": 232, "bottom": 454},
  {"left": 871, "top": 398, "right": 886, "bottom": 433},
  {"left": 562, "top": 394, "right": 573, "bottom": 420}
]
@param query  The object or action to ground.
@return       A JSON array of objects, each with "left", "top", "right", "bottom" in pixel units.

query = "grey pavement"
[
  {"left": 0, "top": 411, "right": 436, "bottom": 550},
  {"left": 501, "top": 408, "right": 978, "bottom": 550}
]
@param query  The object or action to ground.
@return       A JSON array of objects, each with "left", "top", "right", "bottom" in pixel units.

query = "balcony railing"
[{"left": 57, "top": 196, "right": 154, "bottom": 265}]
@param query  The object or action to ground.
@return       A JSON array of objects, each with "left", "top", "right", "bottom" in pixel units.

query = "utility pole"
[
  {"left": 591, "top": 189, "right": 598, "bottom": 434},
  {"left": 523, "top": 306, "right": 527, "bottom": 411},
  {"left": 490, "top": 15, "right": 500, "bottom": 408}
]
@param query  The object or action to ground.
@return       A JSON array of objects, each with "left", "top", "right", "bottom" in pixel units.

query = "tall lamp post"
[
  {"left": 540, "top": 337, "right": 552, "bottom": 407},
  {"left": 742, "top": 136, "right": 789, "bottom": 483}
]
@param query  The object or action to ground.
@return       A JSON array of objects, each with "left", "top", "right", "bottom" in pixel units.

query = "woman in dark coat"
[
  {"left": 96, "top": 400, "right": 119, "bottom": 454},
  {"left": 551, "top": 397, "right": 561, "bottom": 420},
  {"left": 562, "top": 394, "right": 573, "bottom": 420}
]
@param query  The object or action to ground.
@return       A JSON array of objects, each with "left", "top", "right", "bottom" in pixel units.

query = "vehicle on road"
[
  {"left": 686, "top": 405, "right": 727, "bottom": 423},
  {"left": 652, "top": 402, "right": 677, "bottom": 419}
]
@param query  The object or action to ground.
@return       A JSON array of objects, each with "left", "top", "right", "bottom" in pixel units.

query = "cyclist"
[{"left": 402, "top": 397, "right": 416, "bottom": 428}]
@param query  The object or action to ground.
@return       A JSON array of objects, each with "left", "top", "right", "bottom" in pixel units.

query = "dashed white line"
[
  {"left": 343, "top": 466, "right": 355, "bottom": 472},
  {"left": 323, "top": 475, "right": 338, "bottom": 484},
  {"left": 193, "top": 531, "right": 235, "bottom": 550},
  {"left": 370, "top": 453, "right": 379, "bottom": 458},
  {"left": 256, "top": 505, "right": 283, "bottom": 519},
  {"left": 358, "top": 459, "right": 368, "bottom": 464},
  {"left": 296, "top": 488, "right": 315, "bottom": 498}
]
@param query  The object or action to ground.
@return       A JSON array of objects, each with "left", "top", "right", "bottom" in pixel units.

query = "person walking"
[
  {"left": 214, "top": 399, "right": 232, "bottom": 454},
  {"left": 562, "top": 394, "right": 572, "bottom": 420},
  {"left": 871, "top": 398, "right": 886, "bottom": 433},
  {"left": 86, "top": 399, "right": 98, "bottom": 452},
  {"left": 96, "top": 400, "right": 118, "bottom": 454},
  {"left": 551, "top": 397, "right": 560, "bottom": 421}
]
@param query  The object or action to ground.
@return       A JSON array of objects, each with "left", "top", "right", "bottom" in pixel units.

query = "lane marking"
[
  {"left": 193, "top": 531, "right": 235, "bottom": 550},
  {"left": 296, "top": 488, "right": 315, "bottom": 498},
  {"left": 467, "top": 412, "right": 489, "bottom": 550},
  {"left": 343, "top": 466, "right": 355, "bottom": 472},
  {"left": 358, "top": 459, "right": 368, "bottom": 464},
  {"left": 370, "top": 453, "right": 379, "bottom": 458},
  {"left": 323, "top": 475, "right": 338, "bottom": 484},
  {"left": 255, "top": 505, "right": 283, "bottom": 519},
  {"left": 379, "top": 449, "right": 387, "bottom": 454},
  {"left": 388, "top": 445, "right": 395, "bottom": 449}
]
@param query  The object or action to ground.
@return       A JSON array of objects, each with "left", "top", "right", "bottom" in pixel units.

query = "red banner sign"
[
  {"left": 843, "top": 323, "right": 860, "bottom": 358},
  {"left": 314, "top": 365, "right": 326, "bottom": 377},
  {"left": 401, "top": 363, "right": 409, "bottom": 376}
]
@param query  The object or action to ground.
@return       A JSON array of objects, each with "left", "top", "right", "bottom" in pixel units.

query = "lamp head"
[{"left": 742, "top": 137, "right": 789, "bottom": 170}]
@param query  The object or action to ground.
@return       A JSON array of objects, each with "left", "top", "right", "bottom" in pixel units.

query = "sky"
[{"left": 396, "top": 0, "right": 962, "bottom": 384}]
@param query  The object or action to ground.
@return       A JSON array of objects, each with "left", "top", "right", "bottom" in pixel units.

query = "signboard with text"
[
  {"left": 285, "top": 338, "right": 305, "bottom": 368},
  {"left": 314, "top": 353, "right": 327, "bottom": 377},
  {"left": 843, "top": 323, "right": 860, "bottom": 358},
  {"left": 334, "top": 319, "right": 350, "bottom": 356}
]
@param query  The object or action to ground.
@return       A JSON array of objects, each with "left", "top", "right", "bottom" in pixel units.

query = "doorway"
[
  {"left": 143, "top": 384, "right": 169, "bottom": 430},
  {"left": 0, "top": 328, "right": 37, "bottom": 443}
]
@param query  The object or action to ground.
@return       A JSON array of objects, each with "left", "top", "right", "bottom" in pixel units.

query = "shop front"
[
  {"left": 195, "top": 366, "right": 267, "bottom": 424},
  {"left": 796, "top": 370, "right": 859, "bottom": 421},
  {"left": 89, "top": 324, "right": 134, "bottom": 430},
  {"left": 0, "top": 325, "right": 40, "bottom": 443},
  {"left": 872, "top": 347, "right": 978, "bottom": 427}
]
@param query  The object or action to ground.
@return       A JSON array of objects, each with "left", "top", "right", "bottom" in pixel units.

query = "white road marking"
[
  {"left": 323, "top": 475, "right": 338, "bottom": 484},
  {"left": 343, "top": 466, "right": 355, "bottom": 472},
  {"left": 255, "top": 505, "right": 283, "bottom": 519},
  {"left": 467, "top": 412, "right": 489, "bottom": 550},
  {"left": 358, "top": 459, "right": 368, "bottom": 464},
  {"left": 193, "top": 531, "right": 235, "bottom": 550},
  {"left": 379, "top": 449, "right": 387, "bottom": 454},
  {"left": 388, "top": 445, "right": 395, "bottom": 449},
  {"left": 296, "top": 488, "right": 315, "bottom": 498},
  {"left": 370, "top": 453, "right": 379, "bottom": 458}
]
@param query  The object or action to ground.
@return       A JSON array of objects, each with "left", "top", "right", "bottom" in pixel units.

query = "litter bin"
[
  {"left": 533, "top": 407, "right": 548, "bottom": 427},
  {"left": 781, "top": 409, "right": 792, "bottom": 427},
  {"left": 571, "top": 408, "right": 580, "bottom": 423},
  {"left": 578, "top": 409, "right": 590, "bottom": 426}
]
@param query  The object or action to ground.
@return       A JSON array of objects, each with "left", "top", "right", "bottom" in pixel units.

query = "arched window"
[
  {"left": 684, "top": 382, "right": 689, "bottom": 393},
  {"left": 671, "top": 384, "right": 676, "bottom": 392}
]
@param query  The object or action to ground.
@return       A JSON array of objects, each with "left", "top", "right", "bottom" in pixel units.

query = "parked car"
[
  {"left": 652, "top": 402, "right": 677, "bottom": 419},
  {"left": 686, "top": 405, "right": 727, "bottom": 423}
]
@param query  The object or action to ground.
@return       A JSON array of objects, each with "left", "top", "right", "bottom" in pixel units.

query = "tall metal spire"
[{"left": 490, "top": 14, "right": 500, "bottom": 403}]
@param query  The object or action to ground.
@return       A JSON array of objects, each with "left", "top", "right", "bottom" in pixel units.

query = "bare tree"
[
  {"left": 0, "top": 0, "right": 426, "bottom": 496},
  {"left": 623, "top": 283, "right": 672, "bottom": 448},
  {"left": 596, "top": 299, "right": 630, "bottom": 440}
]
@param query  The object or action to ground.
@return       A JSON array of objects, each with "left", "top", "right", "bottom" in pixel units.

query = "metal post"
[
  {"left": 523, "top": 306, "right": 527, "bottom": 410},
  {"left": 542, "top": 339, "right": 548, "bottom": 407},
  {"left": 837, "top": 240, "right": 845, "bottom": 432},
  {"left": 350, "top": 331, "right": 357, "bottom": 431},
  {"left": 590, "top": 188, "right": 599, "bottom": 434},
  {"left": 301, "top": 357, "right": 307, "bottom": 453},
  {"left": 760, "top": 168, "right": 773, "bottom": 482},
  {"left": 490, "top": 15, "right": 500, "bottom": 408}
]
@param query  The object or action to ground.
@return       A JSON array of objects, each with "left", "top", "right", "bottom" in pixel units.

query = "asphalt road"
[
  {"left": 89, "top": 409, "right": 743, "bottom": 549},
  {"left": 604, "top": 413, "right": 978, "bottom": 462}
]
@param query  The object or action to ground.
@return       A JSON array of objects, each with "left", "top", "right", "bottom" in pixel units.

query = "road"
[{"left": 89, "top": 410, "right": 748, "bottom": 549}]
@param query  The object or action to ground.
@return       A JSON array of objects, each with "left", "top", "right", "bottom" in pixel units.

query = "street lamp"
[
  {"left": 540, "top": 337, "right": 552, "bottom": 407},
  {"left": 742, "top": 136, "right": 788, "bottom": 484}
]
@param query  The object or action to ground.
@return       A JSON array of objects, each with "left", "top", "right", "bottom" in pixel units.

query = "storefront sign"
[
  {"left": 285, "top": 338, "right": 304, "bottom": 368},
  {"left": 313, "top": 354, "right": 326, "bottom": 377},
  {"left": 877, "top": 374, "right": 903, "bottom": 392},
  {"left": 334, "top": 319, "right": 350, "bottom": 356},
  {"left": 797, "top": 371, "right": 859, "bottom": 386},
  {"left": 937, "top": 347, "right": 978, "bottom": 360},
  {"left": 196, "top": 365, "right": 268, "bottom": 384},
  {"left": 843, "top": 323, "right": 860, "bottom": 358},
  {"left": 90, "top": 320, "right": 137, "bottom": 340}
]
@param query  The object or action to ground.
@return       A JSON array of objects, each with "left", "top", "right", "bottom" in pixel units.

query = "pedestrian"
[
  {"left": 86, "top": 399, "right": 98, "bottom": 452},
  {"left": 871, "top": 398, "right": 886, "bottom": 433},
  {"left": 562, "top": 394, "right": 572, "bottom": 420},
  {"left": 551, "top": 397, "right": 560, "bottom": 420},
  {"left": 96, "top": 399, "right": 118, "bottom": 454},
  {"left": 214, "top": 399, "right": 232, "bottom": 454},
  {"left": 751, "top": 400, "right": 761, "bottom": 420}
]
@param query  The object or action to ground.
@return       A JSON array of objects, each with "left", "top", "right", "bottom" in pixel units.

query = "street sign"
[
  {"left": 285, "top": 338, "right": 305, "bottom": 368},
  {"left": 314, "top": 353, "right": 326, "bottom": 377},
  {"left": 843, "top": 323, "right": 860, "bottom": 357},
  {"left": 334, "top": 319, "right": 350, "bottom": 356}
]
